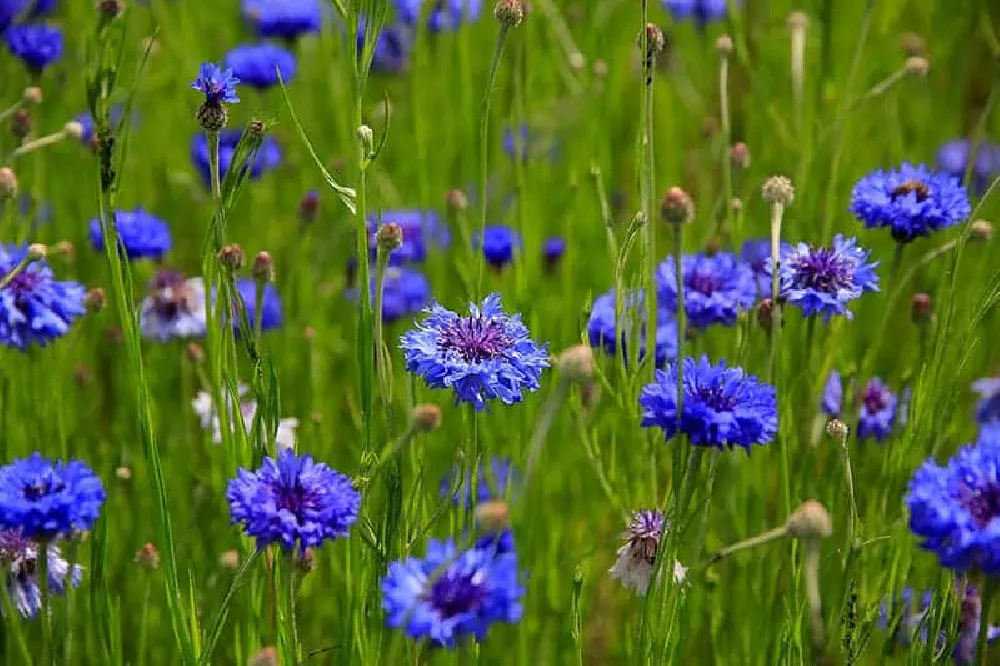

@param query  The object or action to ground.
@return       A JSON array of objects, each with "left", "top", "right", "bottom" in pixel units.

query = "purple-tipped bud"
[
  {"left": 911, "top": 292, "right": 932, "bottom": 324},
  {"left": 375, "top": 223, "right": 403, "bottom": 255},
  {"left": 660, "top": 186, "right": 694, "bottom": 225},
  {"left": 219, "top": 243, "right": 245, "bottom": 272},
  {"left": 730, "top": 142, "right": 750, "bottom": 168},
  {"left": 299, "top": 190, "right": 319, "bottom": 223},
  {"left": 757, "top": 298, "right": 776, "bottom": 330},
  {"left": 638, "top": 23, "right": 665, "bottom": 58},
  {"left": 12, "top": 109, "right": 31, "bottom": 142},
  {"left": 251, "top": 251, "right": 274, "bottom": 283}
]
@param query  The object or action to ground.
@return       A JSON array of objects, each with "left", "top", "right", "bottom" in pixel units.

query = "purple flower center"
[
  {"left": 958, "top": 482, "right": 1000, "bottom": 528},
  {"left": 23, "top": 477, "right": 65, "bottom": 501},
  {"left": 150, "top": 270, "right": 196, "bottom": 319},
  {"left": 890, "top": 179, "right": 930, "bottom": 203},
  {"left": 792, "top": 248, "right": 852, "bottom": 293},
  {"left": 695, "top": 385, "right": 736, "bottom": 411},
  {"left": 426, "top": 569, "right": 488, "bottom": 619},
  {"left": 862, "top": 383, "right": 888, "bottom": 413},
  {"left": 272, "top": 481, "right": 314, "bottom": 516},
  {"left": 438, "top": 316, "right": 512, "bottom": 363},
  {"left": 685, "top": 269, "right": 720, "bottom": 296},
  {"left": 0, "top": 529, "right": 28, "bottom": 560}
]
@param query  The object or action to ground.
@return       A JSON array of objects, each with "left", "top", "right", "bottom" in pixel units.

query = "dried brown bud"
[
  {"left": 251, "top": 251, "right": 274, "bottom": 283},
  {"left": 762, "top": 175, "right": 795, "bottom": 205},
  {"left": 135, "top": 543, "right": 160, "bottom": 569},
  {"left": 900, "top": 32, "right": 926, "bottom": 58},
  {"left": 12, "top": 109, "right": 31, "bottom": 141},
  {"left": 296, "top": 548, "right": 315, "bottom": 573},
  {"left": 219, "top": 243, "right": 245, "bottom": 272},
  {"left": 660, "top": 186, "right": 694, "bottom": 225},
  {"left": 411, "top": 404, "right": 442, "bottom": 433},
  {"left": 638, "top": 23, "right": 665, "bottom": 57},
  {"left": 446, "top": 188, "right": 468, "bottom": 211},
  {"left": 185, "top": 343, "right": 204, "bottom": 364},
  {"left": 219, "top": 550, "right": 240, "bottom": 571},
  {"left": 568, "top": 51, "right": 586, "bottom": 72},
  {"left": 730, "top": 197, "right": 744, "bottom": 213},
  {"left": 757, "top": 298, "right": 776, "bottom": 330},
  {"left": 299, "top": 191, "right": 319, "bottom": 223},
  {"left": 63, "top": 121, "right": 85, "bottom": 140},
  {"left": 22, "top": 87, "right": 42, "bottom": 104},
  {"left": 786, "top": 10, "right": 808, "bottom": 31},
  {"left": 98, "top": 0, "right": 125, "bottom": 20},
  {"left": 249, "top": 118, "right": 265, "bottom": 137},
  {"left": 716, "top": 34, "right": 733, "bottom": 56},
  {"left": 27, "top": 243, "right": 47, "bottom": 260},
  {"left": 475, "top": 500, "right": 510, "bottom": 532},
  {"left": 825, "top": 418, "right": 849, "bottom": 440},
  {"left": 556, "top": 344, "right": 595, "bottom": 383},
  {"left": 785, "top": 500, "right": 833, "bottom": 540},
  {"left": 115, "top": 465, "right": 132, "bottom": 481},
  {"left": 905, "top": 56, "right": 930, "bottom": 77},
  {"left": 248, "top": 647, "right": 280, "bottom": 666},
  {"left": 53, "top": 240, "right": 74, "bottom": 257}
]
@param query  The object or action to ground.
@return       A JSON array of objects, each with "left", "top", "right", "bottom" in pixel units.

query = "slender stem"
[
  {"left": 719, "top": 52, "right": 733, "bottom": 243},
  {"left": 9, "top": 130, "right": 68, "bottom": 159},
  {"left": 0, "top": 255, "right": 32, "bottom": 290},
  {"left": 0, "top": 101, "right": 21, "bottom": 125},
  {"left": 207, "top": 131, "right": 222, "bottom": 202},
  {"left": 767, "top": 201, "right": 785, "bottom": 383},
  {"left": 706, "top": 525, "right": 788, "bottom": 565},
  {"left": 466, "top": 406, "right": 480, "bottom": 532},
  {"left": 803, "top": 542, "right": 826, "bottom": 653},
  {"left": 286, "top": 557, "right": 300, "bottom": 666},
  {"left": 887, "top": 241, "right": 905, "bottom": 293},
  {"left": 641, "top": 17, "right": 658, "bottom": 389},
  {"left": 673, "top": 223, "right": 686, "bottom": 416},
  {"left": 39, "top": 539, "right": 51, "bottom": 665},
  {"left": 522, "top": 377, "right": 570, "bottom": 491},
  {"left": 837, "top": 430, "right": 858, "bottom": 546},
  {"left": 372, "top": 252, "right": 392, "bottom": 413}
]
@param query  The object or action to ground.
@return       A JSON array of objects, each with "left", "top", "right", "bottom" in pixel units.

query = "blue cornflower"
[
  {"left": 191, "top": 130, "right": 282, "bottom": 189},
  {"left": 358, "top": 17, "right": 411, "bottom": 74},
  {"left": 821, "top": 370, "right": 843, "bottom": 417},
  {"left": 0, "top": 453, "right": 105, "bottom": 540},
  {"left": 778, "top": 234, "right": 880, "bottom": 321},
  {"left": 223, "top": 43, "right": 297, "bottom": 89},
  {"left": 4, "top": 23, "right": 62, "bottom": 72},
  {"left": 0, "top": 529, "right": 82, "bottom": 619},
  {"left": 503, "top": 124, "right": 530, "bottom": 163},
  {"left": 473, "top": 225, "right": 521, "bottom": 269},
  {"left": 243, "top": 0, "right": 322, "bottom": 40},
  {"left": 662, "top": 0, "right": 732, "bottom": 25},
  {"left": 138, "top": 270, "right": 207, "bottom": 342},
  {"left": 972, "top": 377, "right": 1000, "bottom": 426},
  {"left": 1, "top": 0, "right": 55, "bottom": 31},
  {"left": 88, "top": 208, "right": 172, "bottom": 260},
  {"left": 0, "top": 244, "right": 86, "bottom": 351},
  {"left": 367, "top": 209, "right": 450, "bottom": 265},
  {"left": 395, "top": 0, "right": 482, "bottom": 31},
  {"left": 381, "top": 538, "right": 524, "bottom": 648},
  {"left": 542, "top": 236, "right": 565, "bottom": 270},
  {"left": 441, "top": 457, "right": 517, "bottom": 508},
  {"left": 233, "top": 278, "right": 283, "bottom": 333},
  {"left": 586, "top": 288, "right": 677, "bottom": 366},
  {"left": 639, "top": 356, "right": 778, "bottom": 451},
  {"left": 348, "top": 266, "right": 430, "bottom": 323},
  {"left": 906, "top": 431, "right": 1000, "bottom": 574},
  {"left": 740, "top": 238, "right": 791, "bottom": 296},
  {"left": 226, "top": 448, "right": 360, "bottom": 552},
  {"left": 821, "top": 371, "right": 898, "bottom": 442},
  {"left": 849, "top": 163, "right": 972, "bottom": 242},
  {"left": 190, "top": 62, "right": 240, "bottom": 104},
  {"left": 655, "top": 253, "right": 757, "bottom": 329},
  {"left": 400, "top": 293, "right": 549, "bottom": 411},
  {"left": 937, "top": 139, "right": 1000, "bottom": 195}
]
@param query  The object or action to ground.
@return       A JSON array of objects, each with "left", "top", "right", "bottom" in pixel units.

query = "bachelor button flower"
[
  {"left": 0, "top": 453, "right": 105, "bottom": 540},
  {"left": 226, "top": 448, "right": 360, "bottom": 552},
  {"left": 190, "top": 62, "right": 240, "bottom": 104},
  {"left": 849, "top": 163, "right": 972, "bottom": 243},
  {"left": 4, "top": 23, "right": 63, "bottom": 73},
  {"left": 586, "top": 288, "right": 677, "bottom": 366},
  {"left": 473, "top": 225, "right": 521, "bottom": 270},
  {"left": 138, "top": 270, "right": 207, "bottom": 341},
  {"left": 0, "top": 529, "right": 83, "bottom": 619},
  {"left": 542, "top": 237, "right": 565, "bottom": 272},
  {"left": 972, "top": 377, "right": 1000, "bottom": 427},
  {"left": 656, "top": 253, "right": 757, "bottom": 329},
  {"left": 661, "top": 0, "right": 733, "bottom": 26},
  {"left": 400, "top": 293, "right": 549, "bottom": 411},
  {"left": 223, "top": 43, "right": 297, "bottom": 90},
  {"left": 348, "top": 266, "right": 430, "bottom": 323},
  {"left": 639, "top": 355, "right": 778, "bottom": 451},
  {"left": 366, "top": 210, "right": 450, "bottom": 265},
  {"left": 192, "top": 384, "right": 298, "bottom": 451},
  {"left": 395, "top": 0, "right": 483, "bottom": 32},
  {"left": 906, "top": 431, "right": 1000, "bottom": 574},
  {"left": 778, "top": 234, "right": 880, "bottom": 322},
  {"left": 441, "top": 457, "right": 517, "bottom": 508},
  {"left": 358, "top": 17, "right": 411, "bottom": 74},
  {"left": 242, "top": 0, "right": 322, "bottom": 40},
  {"left": 608, "top": 509, "right": 687, "bottom": 596},
  {"left": 88, "top": 208, "right": 172, "bottom": 261},
  {"left": 937, "top": 139, "right": 1000, "bottom": 195},
  {"left": 740, "top": 238, "right": 791, "bottom": 296},
  {"left": 821, "top": 371, "right": 899, "bottom": 442},
  {"left": 232, "top": 278, "right": 283, "bottom": 333},
  {"left": 380, "top": 538, "right": 524, "bottom": 648},
  {"left": 191, "top": 130, "right": 282, "bottom": 189},
  {"left": 0, "top": 244, "right": 86, "bottom": 351}
]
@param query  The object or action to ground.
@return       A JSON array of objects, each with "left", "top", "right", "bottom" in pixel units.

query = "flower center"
[
  {"left": 23, "top": 477, "right": 65, "bottom": 501},
  {"left": 862, "top": 382, "right": 888, "bottom": 413},
  {"left": 890, "top": 179, "right": 930, "bottom": 202},
  {"left": 793, "top": 248, "right": 852, "bottom": 293},
  {"left": 696, "top": 385, "right": 736, "bottom": 411},
  {"left": 685, "top": 270, "right": 720, "bottom": 296},
  {"left": 438, "top": 316, "right": 512, "bottom": 363},
  {"left": 150, "top": 270, "right": 196, "bottom": 320},
  {"left": 958, "top": 482, "right": 1000, "bottom": 528},
  {"left": 273, "top": 481, "right": 313, "bottom": 516},
  {"left": 426, "top": 569, "right": 488, "bottom": 619}
]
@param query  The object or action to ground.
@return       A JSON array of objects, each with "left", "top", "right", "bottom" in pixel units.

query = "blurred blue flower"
[
  {"left": 0, "top": 244, "right": 86, "bottom": 351},
  {"left": 662, "top": 0, "right": 732, "bottom": 25},
  {"left": 640, "top": 355, "right": 778, "bottom": 451},
  {"left": 224, "top": 42, "right": 297, "bottom": 89},
  {"left": 778, "top": 235, "right": 879, "bottom": 321},
  {"left": 937, "top": 139, "right": 1000, "bottom": 195},
  {"left": 347, "top": 266, "right": 430, "bottom": 322},
  {"left": 380, "top": 538, "right": 524, "bottom": 647},
  {"left": 586, "top": 288, "right": 677, "bottom": 366},
  {"left": 358, "top": 16, "right": 411, "bottom": 74},
  {"left": 0, "top": 453, "right": 105, "bottom": 540},
  {"left": 1, "top": 0, "right": 56, "bottom": 33},
  {"left": 366, "top": 209, "right": 450, "bottom": 265},
  {"left": 190, "top": 62, "right": 240, "bottom": 104},
  {"left": 542, "top": 236, "right": 565, "bottom": 269},
  {"left": 233, "top": 278, "right": 283, "bottom": 333},
  {"left": 400, "top": 293, "right": 549, "bottom": 410},
  {"left": 138, "top": 270, "right": 207, "bottom": 342},
  {"left": 395, "top": 0, "right": 482, "bottom": 31},
  {"left": 73, "top": 105, "right": 127, "bottom": 147},
  {"left": 906, "top": 430, "right": 1000, "bottom": 574},
  {"left": 740, "top": 238, "right": 791, "bottom": 296},
  {"left": 3, "top": 23, "right": 62, "bottom": 72},
  {"left": 972, "top": 377, "right": 1000, "bottom": 426},
  {"left": 0, "top": 529, "right": 82, "bottom": 619},
  {"left": 849, "top": 163, "right": 971, "bottom": 242},
  {"left": 877, "top": 588, "right": 940, "bottom": 649},
  {"left": 821, "top": 370, "right": 843, "bottom": 417},
  {"left": 88, "top": 208, "right": 172, "bottom": 260},
  {"left": 226, "top": 448, "right": 360, "bottom": 552},
  {"left": 243, "top": 0, "right": 322, "bottom": 40},
  {"left": 821, "top": 371, "right": 898, "bottom": 442},
  {"left": 191, "top": 130, "right": 282, "bottom": 189},
  {"left": 441, "top": 456, "right": 517, "bottom": 508},
  {"left": 655, "top": 253, "right": 757, "bottom": 329},
  {"left": 473, "top": 225, "right": 521, "bottom": 269}
]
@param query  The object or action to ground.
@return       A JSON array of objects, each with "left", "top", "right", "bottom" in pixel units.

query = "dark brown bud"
[
  {"left": 219, "top": 243, "right": 245, "bottom": 272},
  {"left": 251, "top": 251, "right": 274, "bottom": 283},
  {"left": 375, "top": 223, "right": 403, "bottom": 255},
  {"left": 85, "top": 287, "right": 107, "bottom": 312},
  {"left": 660, "top": 186, "right": 694, "bottom": 225}
]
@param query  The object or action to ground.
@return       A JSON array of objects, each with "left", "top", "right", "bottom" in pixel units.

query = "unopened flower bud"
[
  {"left": 825, "top": 418, "right": 849, "bottom": 440},
  {"left": 731, "top": 197, "right": 743, "bottom": 213},
  {"left": 248, "top": 647, "right": 279, "bottom": 666},
  {"left": 757, "top": 299, "right": 776, "bottom": 330},
  {"left": 12, "top": 109, "right": 31, "bottom": 141},
  {"left": 219, "top": 243, "right": 245, "bottom": 272},
  {"left": 0, "top": 167, "right": 17, "bottom": 200},
  {"left": 357, "top": 124, "right": 374, "bottom": 154},
  {"left": 299, "top": 190, "right": 319, "bottom": 223},
  {"left": 135, "top": 543, "right": 160, "bottom": 569},
  {"left": 556, "top": 344, "right": 595, "bottom": 383},
  {"left": 762, "top": 175, "right": 795, "bottom": 205},
  {"left": 593, "top": 59, "right": 608, "bottom": 79},
  {"left": 785, "top": 500, "right": 832, "bottom": 540},
  {"left": 900, "top": 32, "right": 926, "bottom": 57},
  {"left": 568, "top": 51, "right": 585, "bottom": 72},
  {"left": 716, "top": 34, "right": 733, "bottom": 56},
  {"left": 705, "top": 235, "right": 723, "bottom": 256},
  {"left": 22, "top": 87, "right": 42, "bottom": 104},
  {"left": 970, "top": 219, "right": 993, "bottom": 242},
  {"left": 185, "top": 343, "right": 204, "bottom": 364},
  {"left": 116, "top": 465, "right": 132, "bottom": 480},
  {"left": 660, "top": 186, "right": 694, "bottom": 225},
  {"left": 376, "top": 222, "right": 403, "bottom": 255},
  {"left": 219, "top": 550, "right": 240, "bottom": 571},
  {"left": 63, "top": 121, "right": 84, "bottom": 140},
  {"left": 296, "top": 547, "right": 315, "bottom": 573},
  {"left": 411, "top": 404, "right": 442, "bottom": 433},
  {"left": 494, "top": 0, "right": 524, "bottom": 28},
  {"left": 85, "top": 287, "right": 107, "bottom": 312},
  {"left": 251, "top": 251, "right": 274, "bottom": 283},
  {"left": 911, "top": 292, "right": 932, "bottom": 324},
  {"left": 905, "top": 56, "right": 930, "bottom": 77},
  {"left": 638, "top": 23, "right": 665, "bottom": 57},
  {"left": 27, "top": 243, "right": 47, "bottom": 260},
  {"left": 53, "top": 240, "right": 74, "bottom": 257},
  {"left": 249, "top": 118, "right": 265, "bottom": 138},
  {"left": 98, "top": 0, "right": 125, "bottom": 20},
  {"left": 729, "top": 142, "right": 750, "bottom": 168},
  {"left": 475, "top": 500, "right": 510, "bottom": 532},
  {"left": 446, "top": 188, "right": 468, "bottom": 211}
]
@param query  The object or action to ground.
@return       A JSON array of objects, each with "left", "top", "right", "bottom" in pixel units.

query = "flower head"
[
  {"left": 778, "top": 234, "right": 879, "bottom": 321},
  {"left": 233, "top": 278, "right": 283, "bottom": 333},
  {"left": 972, "top": 377, "right": 1000, "bottom": 427},
  {"left": 849, "top": 163, "right": 972, "bottom": 242},
  {"left": 192, "top": 385, "right": 298, "bottom": 451},
  {"left": 395, "top": 0, "right": 483, "bottom": 31},
  {"left": 348, "top": 266, "right": 430, "bottom": 323},
  {"left": 586, "top": 288, "right": 677, "bottom": 366},
  {"left": 661, "top": 0, "right": 732, "bottom": 25},
  {"left": 542, "top": 236, "right": 565, "bottom": 269},
  {"left": 0, "top": 244, "right": 86, "bottom": 351},
  {"left": 139, "top": 270, "right": 207, "bottom": 341},
  {"left": 88, "top": 208, "right": 172, "bottom": 260},
  {"left": 242, "top": 0, "right": 322, "bottom": 39},
  {"left": 400, "top": 293, "right": 549, "bottom": 411},
  {"left": 857, "top": 377, "right": 898, "bottom": 442},
  {"left": 0, "top": 454, "right": 105, "bottom": 539},
  {"left": 380, "top": 538, "right": 524, "bottom": 647},
  {"left": 639, "top": 356, "right": 778, "bottom": 451},
  {"left": 608, "top": 509, "right": 686, "bottom": 595},
  {"left": 223, "top": 43, "right": 297, "bottom": 89},
  {"left": 191, "top": 130, "right": 282, "bottom": 189},
  {"left": 226, "top": 448, "right": 360, "bottom": 552},
  {"left": 937, "top": 139, "right": 1000, "bottom": 195},
  {"left": 4, "top": 23, "right": 62, "bottom": 72},
  {"left": 473, "top": 225, "right": 521, "bottom": 270},
  {"left": 190, "top": 62, "right": 240, "bottom": 104},
  {"left": 366, "top": 210, "right": 450, "bottom": 265},
  {"left": 656, "top": 253, "right": 757, "bottom": 329},
  {"left": 0, "top": 529, "right": 82, "bottom": 619}
]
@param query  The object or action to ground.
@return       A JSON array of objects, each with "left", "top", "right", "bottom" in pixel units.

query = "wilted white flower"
[
  {"left": 608, "top": 509, "right": 687, "bottom": 595},
  {"left": 192, "top": 384, "right": 298, "bottom": 451}
]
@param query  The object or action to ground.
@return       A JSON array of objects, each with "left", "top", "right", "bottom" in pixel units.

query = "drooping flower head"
[
  {"left": 223, "top": 43, "right": 297, "bottom": 89},
  {"left": 937, "top": 139, "right": 1000, "bottom": 195},
  {"left": 192, "top": 384, "right": 299, "bottom": 452},
  {"left": 242, "top": 0, "right": 322, "bottom": 40},
  {"left": 0, "top": 453, "right": 105, "bottom": 539},
  {"left": 656, "top": 252, "right": 757, "bottom": 329},
  {"left": 473, "top": 225, "right": 521, "bottom": 270},
  {"left": 0, "top": 244, "right": 86, "bottom": 351},
  {"left": 191, "top": 130, "right": 282, "bottom": 189},
  {"left": 972, "top": 377, "right": 1000, "bottom": 427},
  {"left": 4, "top": 23, "right": 62, "bottom": 72},
  {"left": 380, "top": 538, "right": 524, "bottom": 647},
  {"left": 778, "top": 234, "right": 880, "bottom": 321},
  {"left": 226, "top": 448, "right": 361, "bottom": 552},
  {"left": 347, "top": 266, "right": 430, "bottom": 323},
  {"left": 232, "top": 278, "right": 283, "bottom": 333},
  {"left": 849, "top": 163, "right": 972, "bottom": 242},
  {"left": 608, "top": 509, "right": 687, "bottom": 596},
  {"left": 88, "top": 208, "right": 172, "bottom": 260},
  {"left": 400, "top": 293, "right": 549, "bottom": 411},
  {"left": 586, "top": 288, "right": 677, "bottom": 367},
  {"left": 0, "top": 529, "right": 83, "bottom": 619},
  {"left": 639, "top": 356, "right": 778, "bottom": 451},
  {"left": 138, "top": 270, "right": 207, "bottom": 341},
  {"left": 366, "top": 210, "right": 450, "bottom": 265},
  {"left": 190, "top": 62, "right": 240, "bottom": 104}
]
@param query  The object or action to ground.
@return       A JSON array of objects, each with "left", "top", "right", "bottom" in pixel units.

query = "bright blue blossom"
[
  {"left": 88, "top": 208, "right": 172, "bottom": 260},
  {"left": 233, "top": 278, "right": 283, "bottom": 333},
  {"left": 740, "top": 238, "right": 791, "bottom": 295},
  {"left": 395, "top": 0, "right": 482, "bottom": 31},
  {"left": 367, "top": 210, "right": 450, "bottom": 265},
  {"left": 226, "top": 448, "right": 360, "bottom": 552},
  {"left": 191, "top": 130, "right": 282, "bottom": 189},
  {"left": 359, "top": 17, "right": 411, "bottom": 74},
  {"left": 821, "top": 371, "right": 898, "bottom": 442},
  {"left": 906, "top": 431, "right": 1000, "bottom": 574},
  {"left": 639, "top": 356, "right": 778, "bottom": 451},
  {"left": 223, "top": 43, "right": 297, "bottom": 89},
  {"left": 3, "top": 23, "right": 62, "bottom": 72},
  {"left": 1, "top": 0, "right": 56, "bottom": 32},
  {"left": 0, "top": 453, "right": 105, "bottom": 540},
  {"left": 348, "top": 266, "right": 430, "bottom": 323},
  {"left": 777, "top": 235, "right": 879, "bottom": 321},
  {"left": 243, "top": 0, "right": 322, "bottom": 40},
  {"left": 190, "top": 62, "right": 240, "bottom": 104},
  {"left": 441, "top": 457, "right": 517, "bottom": 508},
  {"left": 0, "top": 244, "right": 86, "bottom": 351},
  {"left": 661, "top": 0, "right": 732, "bottom": 25},
  {"left": 849, "top": 163, "right": 972, "bottom": 242},
  {"left": 586, "top": 288, "right": 677, "bottom": 366},
  {"left": 473, "top": 225, "right": 521, "bottom": 269},
  {"left": 138, "top": 270, "right": 207, "bottom": 342},
  {"left": 542, "top": 237, "right": 565, "bottom": 268},
  {"left": 937, "top": 139, "right": 1000, "bottom": 195},
  {"left": 972, "top": 377, "right": 1000, "bottom": 426},
  {"left": 0, "top": 529, "right": 82, "bottom": 619},
  {"left": 655, "top": 253, "right": 757, "bottom": 329},
  {"left": 381, "top": 538, "right": 524, "bottom": 648},
  {"left": 400, "top": 293, "right": 549, "bottom": 411}
]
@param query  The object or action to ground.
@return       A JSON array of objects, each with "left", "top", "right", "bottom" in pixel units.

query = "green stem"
[
  {"left": 522, "top": 377, "right": 570, "bottom": 491},
  {"left": 641, "top": 21, "right": 658, "bottom": 389},
  {"left": 39, "top": 539, "right": 51, "bottom": 665},
  {"left": 719, "top": 52, "right": 733, "bottom": 243},
  {"left": 706, "top": 525, "right": 788, "bottom": 566}
]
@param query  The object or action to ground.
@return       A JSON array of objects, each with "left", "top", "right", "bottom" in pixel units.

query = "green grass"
[{"left": 1, "top": 0, "right": 1000, "bottom": 664}]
